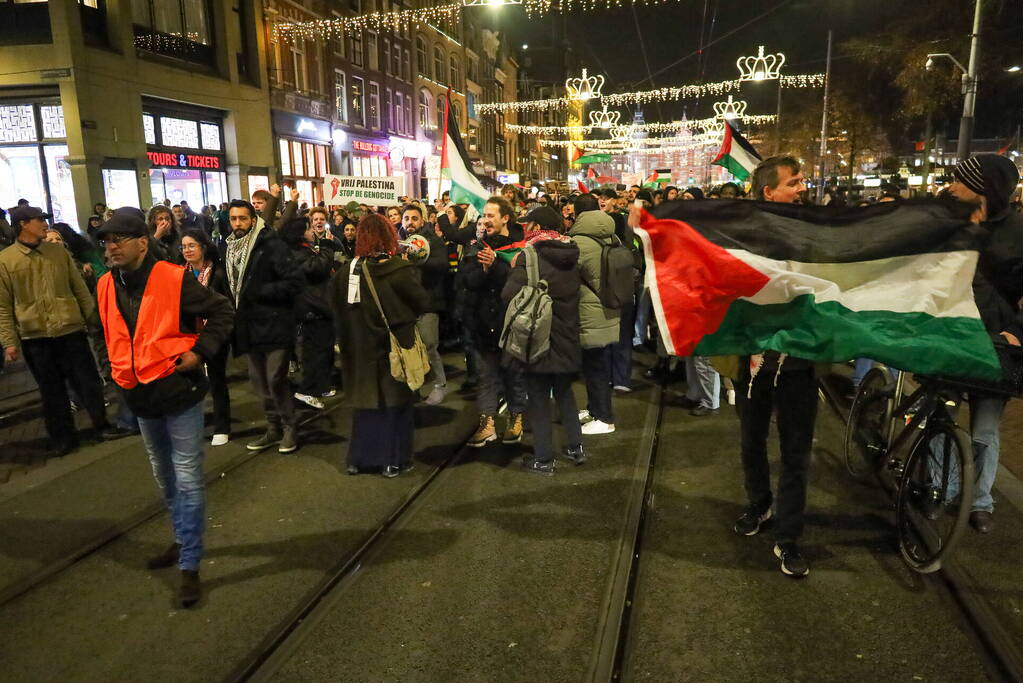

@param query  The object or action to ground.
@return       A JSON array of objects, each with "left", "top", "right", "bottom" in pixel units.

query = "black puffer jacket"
[
  {"left": 409, "top": 228, "right": 449, "bottom": 313},
  {"left": 290, "top": 242, "right": 334, "bottom": 320},
  {"left": 501, "top": 239, "right": 582, "bottom": 374},
  {"left": 460, "top": 232, "right": 515, "bottom": 352},
  {"left": 221, "top": 224, "right": 304, "bottom": 355}
]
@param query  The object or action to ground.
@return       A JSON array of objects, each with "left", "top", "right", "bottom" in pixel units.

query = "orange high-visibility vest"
[{"left": 97, "top": 261, "right": 198, "bottom": 390}]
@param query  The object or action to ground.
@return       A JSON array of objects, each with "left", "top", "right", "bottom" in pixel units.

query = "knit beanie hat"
[{"left": 953, "top": 154, "right": 1021, "bottom": 219}]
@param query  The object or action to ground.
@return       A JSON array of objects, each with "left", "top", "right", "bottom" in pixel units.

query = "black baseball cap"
[
  {"left": 9, "top": 205, "right": 51, "bottom": 225},
  {"left": 95, "top": 212, "right": 148, "bottom": 239},
  {"left": 521, "top": 206, "right": 562, "bottom": 231}
]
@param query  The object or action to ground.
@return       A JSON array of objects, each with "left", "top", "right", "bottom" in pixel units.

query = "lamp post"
[{"left": 925, "top": 0, "right": 983, "bottom": 162}]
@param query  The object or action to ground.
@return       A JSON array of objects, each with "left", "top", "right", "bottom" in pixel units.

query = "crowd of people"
[{"left": 0, "top": 152, "right": 1020, "bottom": 605}]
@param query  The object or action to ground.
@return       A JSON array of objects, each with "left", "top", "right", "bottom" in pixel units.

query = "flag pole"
[
  {"left": 815, "top": 29, "right": 833, "bottom": 205},
  {"left": 437, "top": 89, "right": 451, "bottom": 203}
]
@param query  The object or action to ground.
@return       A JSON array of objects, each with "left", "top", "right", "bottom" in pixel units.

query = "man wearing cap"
[
  {"left": 946, "top": 154, "right": 1023, "bottom": 534},
  {"left": 95, "top": 210, "right": 234, "bottom": 607},
  {"left": 0, "top": 205, "right": 126, "bottom": 455}
]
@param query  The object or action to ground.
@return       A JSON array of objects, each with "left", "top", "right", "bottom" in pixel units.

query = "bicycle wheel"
[
  {"left": 895, "top": 418, "right": 974, "bottom": 573},
  {"left": 844, "top": 368, "right": 893, "bottom": 479}
]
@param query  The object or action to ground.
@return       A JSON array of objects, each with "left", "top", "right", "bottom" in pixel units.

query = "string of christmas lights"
[
  {"left": 505, "top": 123, "right": 594, "bottom": 135},
  {"left": 477, "top": 75, "right": 823, "bottom": 113},
  {"left": 524, "top": 0, "right": 687, "bottom": 14},
  {"left": 272, "top": 3, "right": 463, "bottom": 42}
]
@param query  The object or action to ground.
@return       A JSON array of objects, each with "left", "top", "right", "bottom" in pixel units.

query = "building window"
[
  {"left": 395, "top": 92, "right": 404, "bottom": 135},
  {"left": 405, "top": 99, "right": 412, "bottom": 137},
  {"left": 160, "top": 116, "right": 200, "bottom": 148},
  {"left": 367, "top": 31, "right": 378, "bottom": 71},
  {"left": 418, "top": 90, "right": 431, "bottom": 130},
  {"left": 449, "top": 56, "right": 460, "bottom": 91},
  {"left": 416, "top": 37, "right": 428, "bottom": 78},
  {"left": 350, "top": 76, "right": 365, "bottom": 127},
  {"left": 403, "top": 49, "right": 411, "bottom": 82},
  {"left": 200, "top": 122, "right": 221, "bottom": 150},
  {"left": 385, "top": 88, "right": 393, "bottom": 131},
  {"left": 433, "top": 46, "right": 445, "bottom": 84},
  {"left": 291, "top": 39, "right": 307, "bottom": 91},
  {"left": 467, "top": 58, "right": 477, "bottom": 83},
  {"left": 142, "top": 113, "right": 157, "bottom": 145},
  {"left": 392, "top": 44, "right": 401, "bottom": 80},
  {"left": 332, "top": 14, "right": 345, "bottom": 57},
  {"left": 383, "top": 38, "right": 390, "bottom": 74},
  {"left": 436, "top": 95, "right": 445, "bottom": 132},
  {"left": 351, "top": 33, "right": 363, "bottom": 67},
  {"left": 369, "top": 82, "right": 380, "bottom": 130},
  {"left": 132, "top": 0, "right": 213, "bottom": 65},
  {"left": 0, "top": 103, "right": 77, "bottom": 229},
  {"left": 452, "top": 102, "right": 462, "bottom": 129},
  {"left": 277, "top": 138, "right": 330, "bottom": 205},
  {"left": 334, "top": 71, "right": 347, "bottom": 121}
]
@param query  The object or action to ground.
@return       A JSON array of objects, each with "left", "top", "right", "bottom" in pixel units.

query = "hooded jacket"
[
  {"left": 569, "top": 209, "right": 621, "bottom": 348},
  {"left": 501, "top": 239, "right": 582, "bottom": 375},
  {"left": 461, "top": 231, "right": 516, "bottom": 351}
]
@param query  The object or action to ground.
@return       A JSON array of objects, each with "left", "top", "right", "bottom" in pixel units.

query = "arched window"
[
  {"left": 416, "top": 37, "right": 428, "bottom": 78},
  {"left": 433, "top": 46, "right": 446, "bottom": 84},
  {"left": 419, "top": 89, "right": 432, "bottom": 129},
  {"left": 449, "top": 56, "right": 460, "bottom": 90},
  {"left": 452, "top": 101, "right": 462, "bottom": 129},
  {"left": 436, "top": 94, "right": 446, "bottom": 132}
]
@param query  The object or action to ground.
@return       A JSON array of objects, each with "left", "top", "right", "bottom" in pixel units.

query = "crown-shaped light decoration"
[
  {"left": 588, "top": 105, "right": 621, "bottom": 129},
  {"left": 565, "top": 68, "right": 605, "bottom": 101},
  {"left": 610, "top": 124, "right": 633, "bottom": 141},
  {"left": 736, "top": 45, "right": 785, "bottom": 81},
  {"left": 712, "top": 95, "right": 747, "bottom": 121}
]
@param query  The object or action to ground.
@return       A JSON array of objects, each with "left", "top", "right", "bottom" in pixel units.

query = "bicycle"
[{"left": 844, "top": 368, "right": 974, "bottom": 573}]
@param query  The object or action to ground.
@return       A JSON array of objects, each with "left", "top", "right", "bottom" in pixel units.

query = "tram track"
[
  {"left": 0, "top": 399, "right": 347, "bottom": 609},
  {"left": 229, "top": 426, "right": 477, "bottom": 682},
  {"left": 818, "top": 376, "right": 1023, "bottom": 683}
]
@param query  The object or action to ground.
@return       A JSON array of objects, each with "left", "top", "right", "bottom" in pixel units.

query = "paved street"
[{"left": 2, "top": 356, "right": 1021, "bottom": 681}]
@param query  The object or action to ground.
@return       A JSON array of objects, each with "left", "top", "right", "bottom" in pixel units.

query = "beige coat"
[{"left": 0, "top": 241, "right": 94, "bottom": 349}]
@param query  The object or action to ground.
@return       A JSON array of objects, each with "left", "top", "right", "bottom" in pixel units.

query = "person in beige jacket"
[{"left": 0, "top": 205, "right": 126, "bottom": 455}]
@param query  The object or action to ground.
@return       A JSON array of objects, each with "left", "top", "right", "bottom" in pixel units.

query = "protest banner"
[{"left": 323, "top": 175, "right": 405, "bottom": 205}]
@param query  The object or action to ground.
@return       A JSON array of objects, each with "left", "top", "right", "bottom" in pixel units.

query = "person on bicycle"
[
  {"left": 731, "top": 156, "right": 817, "bottom": 578},
  {"left": 946, "top": 154, "right": 1023, "bottom": 534}
]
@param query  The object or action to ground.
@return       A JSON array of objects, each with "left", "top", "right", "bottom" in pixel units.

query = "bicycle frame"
[{"left": 881, "top": 371, "right": 958, "bottom": 470}]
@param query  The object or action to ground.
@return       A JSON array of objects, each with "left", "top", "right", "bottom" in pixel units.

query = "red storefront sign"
[
  {"left": 352, "top": 140, "right": 388, "bottom": 154},
  {"left": 146, "top": 151, "right": 222, "bottom": 170}
]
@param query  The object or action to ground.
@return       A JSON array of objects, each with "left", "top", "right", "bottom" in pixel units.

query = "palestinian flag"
[
  {"left": 586, "top": 167, "right": 597, "bottom": 179},
  {"left": 635, "top": 199, "right": 1000, "bottom": 380},
  {"left": 643, "top": 169, "right": 671, "bottom": 188},
  {"left": 494, "top": 240, "right": 527, "bottom": 264},
  {"left": 442, "top": 92, "right": 490, "bottom": 213},
  {"left": 712, "top": 122, "right": 761, "bottom": 181},
  {"left": 577, "top": 179, "right": 589, "bottom": 193},
  {"left": 576, "top": 153, "right": 612, "bottom": 165},
  {"left": 569, "top": 143, "right": 584, "bottom": 165}
]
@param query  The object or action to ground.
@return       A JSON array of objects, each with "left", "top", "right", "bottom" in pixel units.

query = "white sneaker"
[
  {"left": 294, "top": 392, "right": 325, "bottom": 409},
  {"left": 613, "top": 385, "right": 633, "bottom": 393},
  {"left": 578, "top": 409, "right": 592, "bottom": 423},
  {"left": 211, "top": 433, "right": 230, "bottom": 447},
  {"left": 581, "top": 419, "right": 616, "bottom": 435},
  {"left": 321, "top": 389, "right": 337, "bottom": 398},
  {"left": 424, "top": 385, "right": 447, "bottom": 406},
  {"left": 727, "top": 389, "right": 736, "bottom": 406}
]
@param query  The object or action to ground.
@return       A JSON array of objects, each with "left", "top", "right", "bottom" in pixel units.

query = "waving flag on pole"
[
  {"left": 635, "top": 199, "right": 1000, "bottom": 380},
  {"left": 441, "top": 90, "right": 490, "bottom": 213},
  {"left": 577, "top": 179, "right": 589, "bottom": 194},
  {"left": 712, "top": 122, "right": 762, "bottom": 181}
]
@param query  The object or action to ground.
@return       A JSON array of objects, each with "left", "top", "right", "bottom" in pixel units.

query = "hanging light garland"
[
  {"left": 272, "top": 2, "right": 464, "bottom": 42},
  {"left": 506, "top": 123, "right": 594, "bottom": 135},
  {"left": 475, "top": 98, "right": 572, "bottom": 115}
]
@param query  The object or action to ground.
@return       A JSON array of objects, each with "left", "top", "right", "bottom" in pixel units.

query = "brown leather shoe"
[{"left": 969, "top": 510, "right": 993, "bottom": 534}]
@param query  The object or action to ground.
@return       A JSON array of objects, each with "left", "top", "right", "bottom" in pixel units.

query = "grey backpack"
[{"left": 500, "top": 245, "right": 553, "bottom": 364}]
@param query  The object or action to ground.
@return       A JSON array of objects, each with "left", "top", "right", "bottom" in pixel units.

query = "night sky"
[{"left": 483, "top": 0, "right": 1022, "bottom": 139}]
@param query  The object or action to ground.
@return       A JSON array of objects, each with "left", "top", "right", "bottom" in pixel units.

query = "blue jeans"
[
  {"left": 685, "top": 356, "right": 720, "bottom": 409},
  {"left": 138, "top": 403, "right": 206, "bottom": 570},
  {"left": 930, "top": 395, "right": 1006, "bottom": 513},
  {"left": 633, "top": 288, "right": 651, "bottom": 346}
]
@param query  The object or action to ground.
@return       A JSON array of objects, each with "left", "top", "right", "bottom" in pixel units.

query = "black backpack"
[{"left": 578, "top": 233, "right": 635, "bottom": 309}]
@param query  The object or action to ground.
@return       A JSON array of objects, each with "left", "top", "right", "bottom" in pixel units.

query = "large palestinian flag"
[
  {"left": 712, "top": 122, "right": 761, "bottom": 181},
  {"left": 635, "top": 199, "right": 1000, "bottom": 380},
  {"left": 441, "top": 92, "right": 490, "bottom": 213}
]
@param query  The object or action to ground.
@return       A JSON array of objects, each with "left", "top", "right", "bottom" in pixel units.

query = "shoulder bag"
[{"left": 361, "top": 262, "right": 430, "bottom": 392}]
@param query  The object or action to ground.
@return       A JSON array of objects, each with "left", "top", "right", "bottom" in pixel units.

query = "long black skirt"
[{"left": 347, "top": 401, "right": 414, "bottom": 470}]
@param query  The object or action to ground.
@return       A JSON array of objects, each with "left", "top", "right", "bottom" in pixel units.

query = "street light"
[
  {"left": 922, "top": 0, "right": 983, "bottom": 162},
  {"left": 1008, "top": 65, "right": 1021, "bottom": 72}
]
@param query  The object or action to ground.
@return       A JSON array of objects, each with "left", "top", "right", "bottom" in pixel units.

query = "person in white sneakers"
[{"left": 570, "top": 194, "right": 619, "bottom": 435}]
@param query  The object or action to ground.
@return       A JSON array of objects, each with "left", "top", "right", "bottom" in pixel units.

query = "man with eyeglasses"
[
  {"left": 0, "top": 205, "right": 129, "bottom": 456},
  {"left": 95, "top": 211, "right": 233, "bottom": 607}
]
